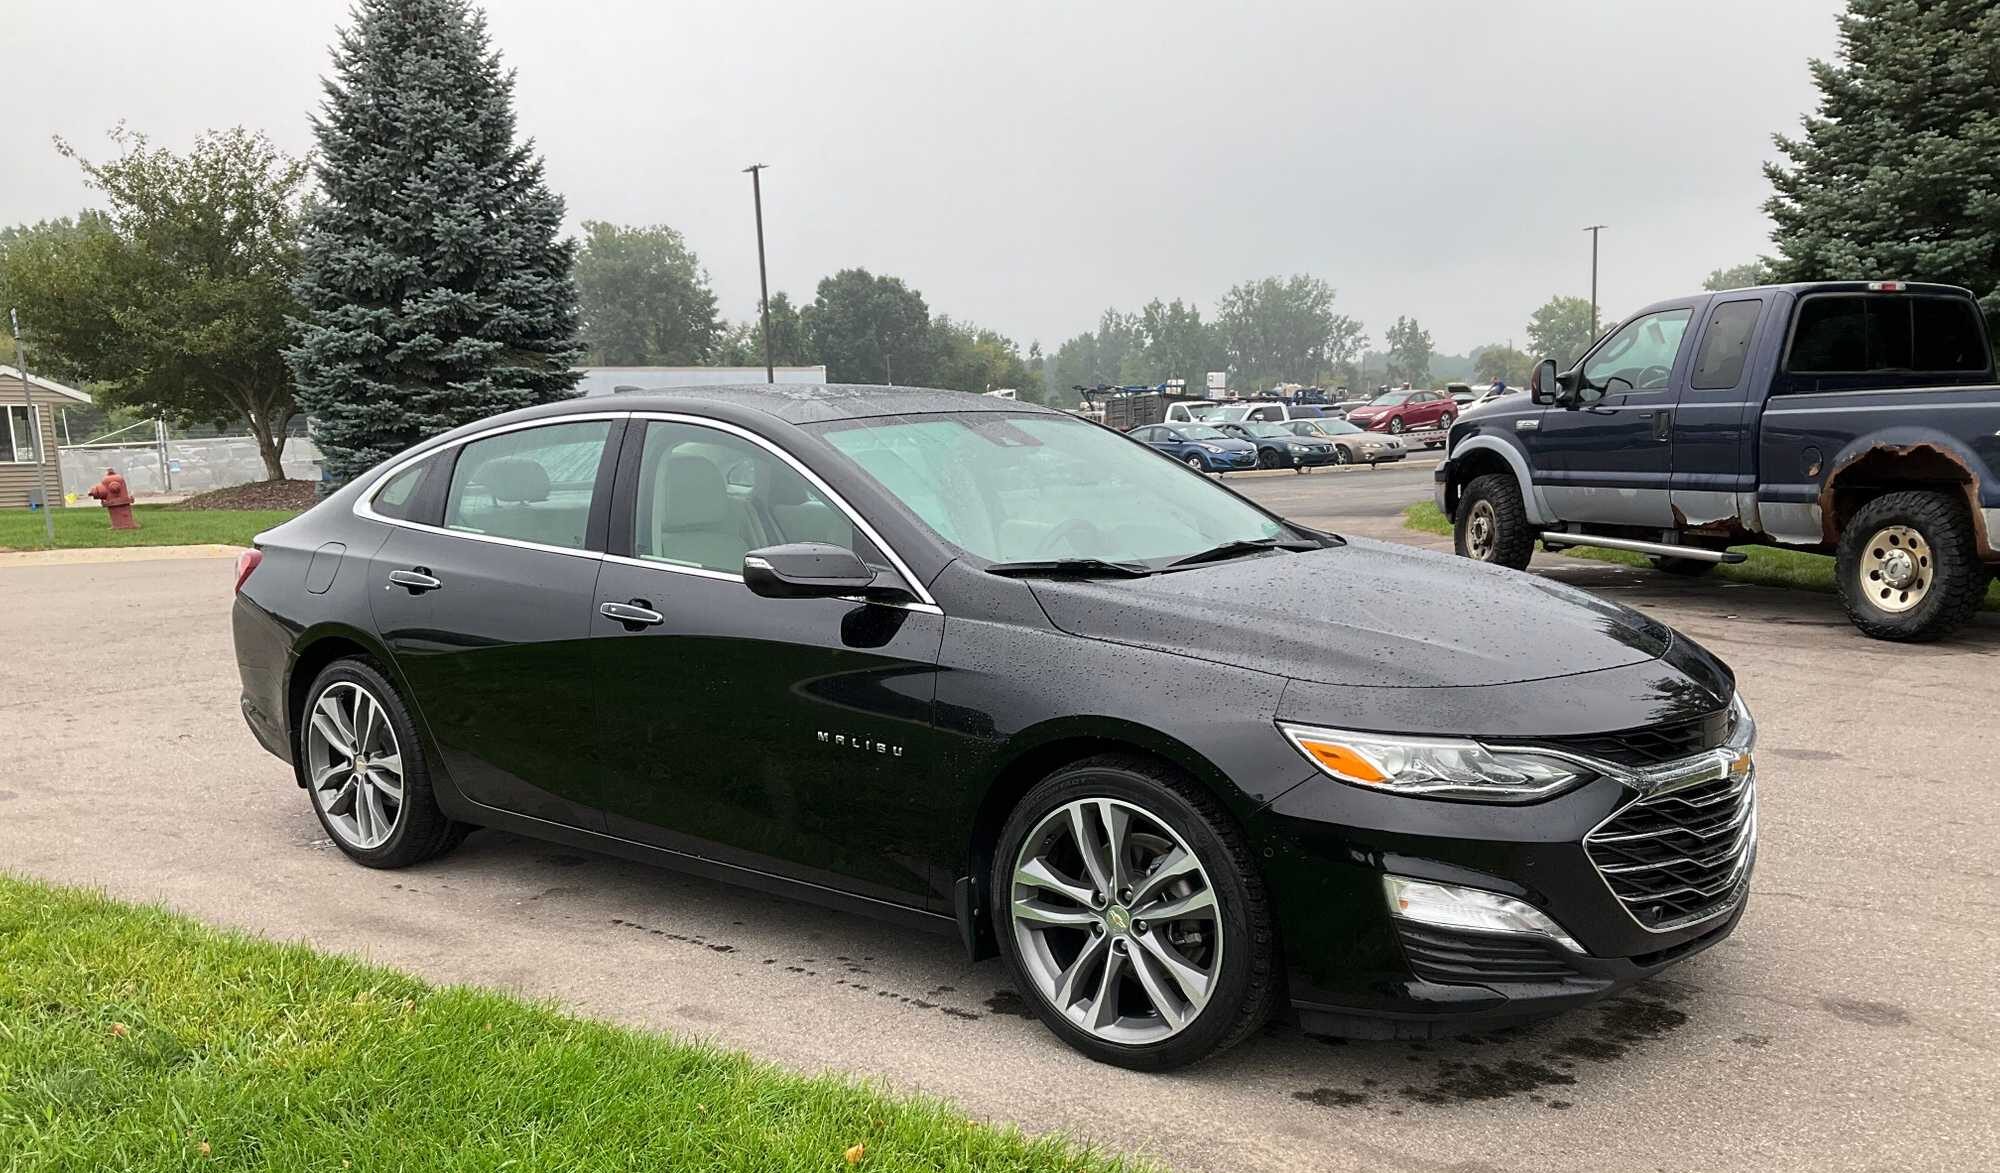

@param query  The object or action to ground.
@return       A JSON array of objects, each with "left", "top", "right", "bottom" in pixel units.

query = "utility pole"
[
  {"left": 743, "top": 164, "right": 775, "bottom": 384},
  {"left": 10, "top": 309, "right": 56, "bottom": 545},
  {"left": 1582, "top": 224, "right": 1608, "bottom": 337}
]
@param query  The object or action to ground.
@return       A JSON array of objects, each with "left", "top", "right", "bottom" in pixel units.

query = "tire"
[
  {"left": 1388, "top": 416, "right": 1406, "bottom": 434},
  {"left": 299, "top": 658, "right": 470, "bottom": 868},
  {"left": 1836, "top": 489, "right": 1985, "bottom": 642},
  {"left": 1333, "top": 445, "right": 1352, "bottom": 466},
  {"left": 1183, "top": 454, "right": 1208, "bottom": 473},
  {"left": 1649, "top": 556, "right": 1717, "bottom": 578},
  {"left": 1256, "top": 448, "right": 1280, "bottom": 470},
  {"left": 991, "top": 755, "right": 1277, "bottom": 1071},
  {"left": 1439, "top": 412, "right": 1456, "bottom": 430},
  {"left": 1454, "top": 473, "right": 1534, "bottom": 570}
]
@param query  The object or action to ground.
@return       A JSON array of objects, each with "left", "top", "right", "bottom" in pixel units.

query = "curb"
[
  {"left": 0, "top": 543, "right": 247, "bottom": 567},
  {"left": 1216, "top": 455, "right": 1441, "bottom": 480}
]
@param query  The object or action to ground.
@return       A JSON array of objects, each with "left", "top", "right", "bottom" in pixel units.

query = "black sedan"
[
  {"left": 232, "top": 385, "right": 1756, "bottom": 1070},
  {"left": 1212, "top": 421, "right": 1340, "bottom": 470}
]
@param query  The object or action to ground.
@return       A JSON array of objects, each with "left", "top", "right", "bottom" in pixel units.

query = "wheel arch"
[
  {"left": 284, "top": 624, "right": 406, "bottom": 782},
  {"left": 1444, "top": 435, "right": 1549, "bottom": 525},
  {"left": 1820, "top": 431, "right": 1995, "bottom": 558}
]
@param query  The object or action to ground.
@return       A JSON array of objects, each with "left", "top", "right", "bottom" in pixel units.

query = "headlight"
[
  {"left": 1279, "top": 722, "right": 1592, "bottom": 802},
  {"left": 1200, "top": 443, "right": 1224, "bottom": 453}
]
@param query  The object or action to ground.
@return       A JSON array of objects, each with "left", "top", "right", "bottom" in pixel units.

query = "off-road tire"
[
  {"left": 1454, "top": 473, "right": 1535, "bottom": 570},
  {"left": 1836, "top": 490, "right": 1985, "bottom": 642},
  {"left": 300, "top": 658, "right": 471, "bottom": 868},
  {"left": 990, "top": 755, "right": 1278, "bottom": 1071}
]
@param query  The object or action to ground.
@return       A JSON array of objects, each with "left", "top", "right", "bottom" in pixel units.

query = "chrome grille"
[{"left": 1585, "top": 769, "right": 1756, "bottom": 930}]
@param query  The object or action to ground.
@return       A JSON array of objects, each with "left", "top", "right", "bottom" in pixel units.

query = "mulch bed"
[{"left": 169, "top": 479, "right": 320, "bottom": 511}]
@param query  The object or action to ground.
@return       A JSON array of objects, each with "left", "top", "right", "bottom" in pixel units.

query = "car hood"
[
  {"left": 1193, "top": 438, "right": 1258, "bottom": 451},
  {"left": 1026, "top": 537, "right": 1673, "bottom": 688}
]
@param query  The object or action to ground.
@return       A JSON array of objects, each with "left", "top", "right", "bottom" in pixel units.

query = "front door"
[
  {"left": 368, "top": 416, "right": 622, "bottom": 829},
  {"left": 590, "top": 417, "right": 945, "bottom": 906},
  {"left": 1534, "top": 306, "right": 1696, "bottom": 528}
]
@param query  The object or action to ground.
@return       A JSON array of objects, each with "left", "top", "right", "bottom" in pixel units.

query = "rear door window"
[
  {"left": 1787, "top": 294, "right": 1988, "bottom": 374},
  {"left": 1690, "top": 299, "right": 1764, "bottom": 390},
  {"left": 442, "top": 420, "right": 613, "bottom": 550}
]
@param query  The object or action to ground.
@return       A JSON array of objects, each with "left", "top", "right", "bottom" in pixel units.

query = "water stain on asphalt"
[
  {"left": 984, "top": 990, "right": 1036, "bottom": 1018},
  {"left": 1293, "top": 1087, "right": 1368, "bottom": 1108},
  {"left": 538, "top": 853, "right": 592, "bottom": 868},
  {"left": 1764, "top": 747, "right": 1843, "bottom": 762},
  {"left": 1819, "top": 996, "right": 1911, "bottom": 1026}
]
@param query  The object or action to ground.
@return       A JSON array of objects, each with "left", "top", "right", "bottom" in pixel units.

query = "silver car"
[{"left": 1278, "top": 418, "right": 1406, "bottom": 465}]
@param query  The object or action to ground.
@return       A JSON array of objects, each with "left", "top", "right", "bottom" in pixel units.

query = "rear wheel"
[
  {"left": 992, "top": 756, "right": 1276, "bottom": 1071},
  {"left": 300, "top": 659, "right": 469, "bottom": 868},
  {"left": 1836, "top": 490, "right": 1985, "bottom": 641},
  {"left": 1454, "top": 473, "right": 1534, "bottom": 570},
  {"left": 1649, "top": 556, "right": 1717, "bottom": 577}
]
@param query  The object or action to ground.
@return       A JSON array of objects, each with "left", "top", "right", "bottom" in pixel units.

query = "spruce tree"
[
  {"left": 288, "top": 0, "right": 581, "bottom": 484},
  {"left": 1764, "top": 0, "right": 2000, "bottom": 318}
]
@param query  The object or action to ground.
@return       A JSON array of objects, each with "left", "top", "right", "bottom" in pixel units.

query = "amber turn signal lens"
[{"left": 1296, "top": 740, "right": 1388, "bottom": 784}]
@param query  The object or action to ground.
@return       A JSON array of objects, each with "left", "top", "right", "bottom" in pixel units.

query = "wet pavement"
[{"left": 3, "top": 494, "right": 1996, "bottom": 1171}]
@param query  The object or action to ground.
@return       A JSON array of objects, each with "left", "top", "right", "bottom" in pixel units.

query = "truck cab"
[{"left": 1436, "top": 281, "right": 2000, "bottom": 640}]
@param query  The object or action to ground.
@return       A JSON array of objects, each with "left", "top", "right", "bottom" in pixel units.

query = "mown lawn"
[
  {"left": 0, "top": 506, "right": 298, "bottom": 551},
  {"left": 0, "top": 874, "right": 1145, "bottom": 1173},
  {"left": 1404, "top": 501, "right": 2000, "bottom": 609}
]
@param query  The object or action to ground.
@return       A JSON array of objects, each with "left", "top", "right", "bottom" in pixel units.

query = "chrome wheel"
[
  {"left": 1009, "top": 798, "right": 1220, "bottom": 1045},
  {"left": 305, "top": 681, "right": 405, "bottom": 850},
  {"left": 1334, "top": 445, "right": 1352, "bottom": 465},
  {"left": 1184, "top": 454, "right": 1206, "bottom": 472},
  {"left": 1389, "top": 416, "right": 1406, "bottom": 434},
  {"left": 1465, "top": 499, "right": 1498, "bottom": 561},
  {"left": 1859, "top": 525, "right": 1931, "bottom": 613}
]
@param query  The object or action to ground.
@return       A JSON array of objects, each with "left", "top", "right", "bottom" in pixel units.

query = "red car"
[{"left": 1342, "top": 388, "right": 1456, "bottom": 436}]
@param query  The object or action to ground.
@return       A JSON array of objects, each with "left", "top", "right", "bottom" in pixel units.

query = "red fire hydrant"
[{"left": 88, "top": 468, "right": 139, "bottom": 531}]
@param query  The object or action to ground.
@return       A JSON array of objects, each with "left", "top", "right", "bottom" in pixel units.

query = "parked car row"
[{"left": 1125, "top": 418, "right": 1406, "bottom": 472}]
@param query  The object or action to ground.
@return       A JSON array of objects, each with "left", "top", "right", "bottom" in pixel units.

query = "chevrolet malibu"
[{"left": 232, "top": 385, "right": 1756, "bottom": 1071}]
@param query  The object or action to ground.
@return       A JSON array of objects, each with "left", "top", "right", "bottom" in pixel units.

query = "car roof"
[{"left": 520, "top": 382, "right": 1065, "bottom": 427}]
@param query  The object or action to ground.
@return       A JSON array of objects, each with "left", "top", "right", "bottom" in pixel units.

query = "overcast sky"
[{"left": 8, "top": 0, "right": 1845, "bottom": 357}]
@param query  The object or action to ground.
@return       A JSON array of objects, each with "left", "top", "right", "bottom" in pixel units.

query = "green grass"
[
  {"left": 1404, "top": 501, "right": 2000, "bottom": 608},
  {"left": 0, "top": 875, "right": 1147, "bottom": 1173},
  {"left": 0, "top": 506, "right": 297, "bottom": 551}
]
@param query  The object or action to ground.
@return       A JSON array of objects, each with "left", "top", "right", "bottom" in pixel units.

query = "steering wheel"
[
  {"left": 1635, "top": 365, "right": 1671, "bottom": 390},
  {"left": 1037, "top": 517, "right": 1102, "bottom": 557}
]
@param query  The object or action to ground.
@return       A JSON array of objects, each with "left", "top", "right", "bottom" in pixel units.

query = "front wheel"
[
  {"left": 1183, "top": 453, "right": 1208, "bottom": 474},
  {"left": 1255, "top": 448, "right": 1280, "bottom": 470},
  {"left": 992, "top": 756, "right": 1276, "bottom": 1071},
  {"left": 300, "top": 659, "right": 469, "bottom": 868},
  {"left": 1388, "top": 416, "right": 1406, "bottom": 434},
  {"left": 1454, "top": 473, "right": 1535, "bottom": 570},
  {"left": 1836, "top": 490, "right": 1986, "bottom": 641},
  {"left": 1333, "top": 445, "right": 1352, "bottom": 466}
]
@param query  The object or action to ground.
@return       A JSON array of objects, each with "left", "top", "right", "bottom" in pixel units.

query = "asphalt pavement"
[{"left": 3, "top": 476, "right": 1996, "bottom": 1172}]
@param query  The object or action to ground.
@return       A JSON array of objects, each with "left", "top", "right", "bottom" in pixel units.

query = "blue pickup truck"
[{"left": 1435, "top": 281, "right": 2000, "bottom": 641}]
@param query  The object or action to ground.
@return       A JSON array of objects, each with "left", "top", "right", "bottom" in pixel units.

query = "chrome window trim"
[
  {"left": 350, "top": 412, "right": 628, "bottom": 561},
  {"left": 625, "top": 410, "right": 939, "bottom": 609},
  {"left": 600, "top": 550, "right": 943, "bottom": 616}
]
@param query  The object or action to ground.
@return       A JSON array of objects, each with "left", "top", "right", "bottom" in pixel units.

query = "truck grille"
[{"left": 1585, "top": 771, "right": 1756, "bottom": 930}]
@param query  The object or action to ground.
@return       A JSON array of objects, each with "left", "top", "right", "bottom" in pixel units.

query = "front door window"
[{"left": 1583, "top": 309, "right": 1693, "bottom": 392}]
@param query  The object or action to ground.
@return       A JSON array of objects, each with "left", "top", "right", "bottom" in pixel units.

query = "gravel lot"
[{"left": 3, "top": 474, "right": 1996, "bottom": 1172}]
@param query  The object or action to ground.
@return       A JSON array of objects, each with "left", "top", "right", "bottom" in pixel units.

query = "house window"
[{"left": 1, "top": 405, "right": 38, "bottom": 464}]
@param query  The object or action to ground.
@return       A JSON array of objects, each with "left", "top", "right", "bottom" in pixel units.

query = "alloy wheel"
[
  {"left": 1465, "top": 499, "right": 1498, "bottom": 561},
  {"left": 305, "top": 681, "right": 405, "bottom": 850},
  {"left": 1184, "top": 454, "right": 1206, "bottom": 472},
  {"left": 1389, "top": 416, "right": 1405, "bottom": 434},
  {"left": 1859, "top": 524, "right": 1931, "bottom": 613},
  {"left": 1009, "top": 798, "right": 1220, "bottom": 1045},
  {"left": 1334, "top": 446, "right": 1352, "bottom": 465}
]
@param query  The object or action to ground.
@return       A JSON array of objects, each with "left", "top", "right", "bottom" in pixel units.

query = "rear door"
[
  {"left": 1670, "top": 296, "right": 1769, "bottom": 530},
  {"left": 1535, "top": 305, "right": 1696, "bottom": 527}
]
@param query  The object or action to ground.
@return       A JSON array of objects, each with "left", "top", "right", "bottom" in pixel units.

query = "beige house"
[{"left": 0, "top": 366, "right": 90, "bottom": 510}]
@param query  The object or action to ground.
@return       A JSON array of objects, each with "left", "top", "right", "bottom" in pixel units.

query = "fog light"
[{"left": 1383, "top": 876, "right": 1584, "bottom": 953}]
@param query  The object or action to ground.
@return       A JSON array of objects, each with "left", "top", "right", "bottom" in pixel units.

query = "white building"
[{"left": 575, "top": 366, "right": 829, "bottom": 397}]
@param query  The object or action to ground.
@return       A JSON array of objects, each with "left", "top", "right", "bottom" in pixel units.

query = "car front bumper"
[{"left": 1247, "top": 759, "right": 1756, "bottom": 1039}]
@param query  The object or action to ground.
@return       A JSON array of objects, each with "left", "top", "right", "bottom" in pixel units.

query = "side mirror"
[
  {"left": 1529, "top": 359, "right": 1561, "bottom": 405},
  {"left": 743, "top": 542, "right": 888, "bottom": 600}
]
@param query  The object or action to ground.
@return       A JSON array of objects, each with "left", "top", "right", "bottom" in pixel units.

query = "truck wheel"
[
  {"left": 1836, "top": 490, "right": 1985, "bottom": 642},
  {"left": 1649, "top": 556, "right": 1717, "bottom": 577},
  {"left": 1455, "top": 473, "right": 1534, "bottom": 570}
]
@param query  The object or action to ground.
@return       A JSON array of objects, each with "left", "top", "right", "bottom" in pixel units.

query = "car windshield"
[
  {"left": 1177, "top": 424, "right": 1227, "bottom": 440},
  {"left": 1313, "top": 419, "right": 1362, "bottom": 435},
  {"left": 1243, "top": 423, "right": 1292, "bottom": 438},
  {"left": 814, "top": 412, "right": 1290, "bottom": 565},
  {"left": 1368, "top": 392, "right": 1406, "bottom": 406}
]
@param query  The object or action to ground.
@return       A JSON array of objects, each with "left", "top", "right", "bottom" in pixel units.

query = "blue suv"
[{"left": 1126, "top": 422, "right": 1259, "bottom": 473}]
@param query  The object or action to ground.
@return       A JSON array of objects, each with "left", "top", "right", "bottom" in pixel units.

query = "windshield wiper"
[
  {"left": 1165, "top": 536, "right": 1320, "bottom": 569},
  {"left": 984, "top": 558, "right": 1155, "bottom": 578}
]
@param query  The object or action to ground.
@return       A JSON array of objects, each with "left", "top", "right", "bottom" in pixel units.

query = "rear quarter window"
[{"left": 1786, "top": 294, "right": 1988, "bottom": 375}]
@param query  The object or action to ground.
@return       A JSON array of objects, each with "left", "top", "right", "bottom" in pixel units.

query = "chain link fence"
[{"left": 58, "top": 436, "right": 322, "bottom": 499}]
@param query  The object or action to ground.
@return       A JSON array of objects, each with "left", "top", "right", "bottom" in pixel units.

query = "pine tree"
[
  {"left": 288, "top": 0, "right": 581, "bottom": 484},
  {"left": 1764, "top": 0, "right": 2000, "bottom": 318}
]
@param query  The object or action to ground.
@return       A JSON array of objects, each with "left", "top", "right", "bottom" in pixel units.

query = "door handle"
[
  {"left": 600, "top": 599, "right": 664, "bottom": 630},
  {"left": 388, "top": 568, "right": 443, "bottom": 594},
  {"left": 1653, "top": 410, "right": 1672, "bottom": 441}
]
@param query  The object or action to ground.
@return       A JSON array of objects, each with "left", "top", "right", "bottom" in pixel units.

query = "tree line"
[{"left": 3, "top": 0, "right": 1994, "bottom": 483}]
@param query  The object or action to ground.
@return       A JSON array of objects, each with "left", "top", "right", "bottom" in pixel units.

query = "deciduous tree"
[
  {"left": 574, "top": 221, "right": 720, "bottom": 365},
  {"left": 1703, "top": 261, "right": 1772, "bottom": 291},
  {"left": 1384, "top": 316, "right": 1433, "bottom": 387},
  {"left": 1525, "top": 295, "right": 1602, "bottom": 367},
  {"left": 802, "top": 269, "right": 930, "bottom": 385}
]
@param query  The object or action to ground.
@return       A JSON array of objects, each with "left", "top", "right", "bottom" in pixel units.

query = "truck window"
[
  {"left": 1787, "top": 294, "right": 1988, "bottom": 375},
  {"left": 1690, "top": 299, "right": 1763, "bottom": 390},
  {"left": 1582, "top": 309, "right": 1693, "bottom": 391}
]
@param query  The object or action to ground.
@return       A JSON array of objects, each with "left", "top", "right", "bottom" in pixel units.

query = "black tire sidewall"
[
  {"left": 299, "top": 659, "right": 454, "bottom": 868},
  {"left": 990, "top": 761, "right": 1266, "bottom": 1071},
  {"left": 1454, "top": 473, "right": 1535, "bottom": 570}
]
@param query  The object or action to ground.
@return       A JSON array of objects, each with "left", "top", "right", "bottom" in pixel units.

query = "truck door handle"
[
  {"left": 1653, "top": 410, "right": 1672, "bottom": 441},
  {"left": 600, "top": 599, "right": 664, "bottom": 630},
  {"left": 388, "top": 568, "right": 443, "bottom": 594}
]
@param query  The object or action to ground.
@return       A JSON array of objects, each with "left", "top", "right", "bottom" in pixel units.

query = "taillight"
[
  {"left": 1867, "top": 280, "right": 1907, "bottom": 292},
  {"left": 234, "top": 548, "right": 263, "bottom": 593}
]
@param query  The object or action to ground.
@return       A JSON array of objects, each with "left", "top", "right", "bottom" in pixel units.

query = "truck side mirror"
[{"left": 1530, "top": 359, "right": 1562, "bottom": 406}]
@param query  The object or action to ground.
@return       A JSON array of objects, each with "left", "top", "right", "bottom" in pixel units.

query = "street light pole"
[
  {"left": 743, "top": 164, "right": 774, "bottom": 384},
  {"left": 1582, "top": 224, "right": 1607, "bottom": 337}
]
